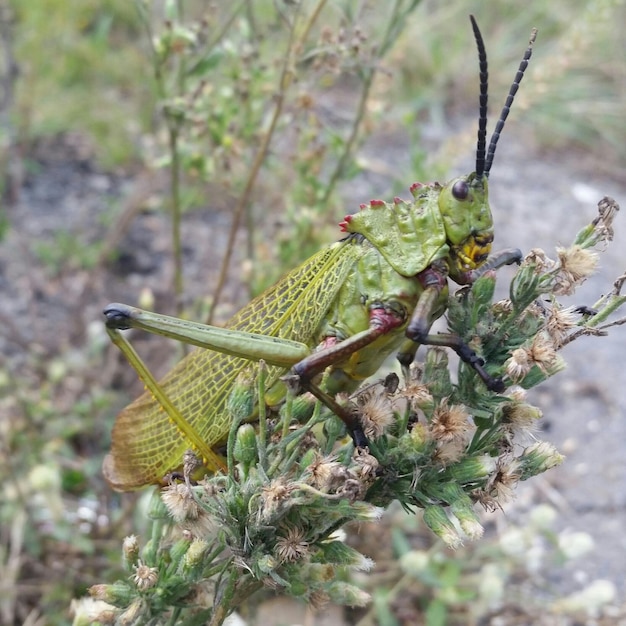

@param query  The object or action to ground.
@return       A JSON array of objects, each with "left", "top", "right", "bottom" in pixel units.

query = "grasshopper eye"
[{"left": 452, "top": 180, "right": 469, "bottom": 200}]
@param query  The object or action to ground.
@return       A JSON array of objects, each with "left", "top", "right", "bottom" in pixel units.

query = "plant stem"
[{"left": 208, "top": 0, "right": 328, "bottom": 323}]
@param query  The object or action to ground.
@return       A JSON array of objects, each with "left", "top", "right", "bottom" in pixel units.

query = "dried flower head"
[
  {"left": 275, "top": 525, "right": 310, "bottom": 562},
  {"left": 505, "top": 333, "right": 558, "bottom": 382},
  {"left": 590, "top": 196, "right": 618, "bottom": 245},
  {"left": 161, "top": 482, "right": 202, "bottom": 523},
  {"left": 259, "top": 478, "right": 296, "bottom": 522},
  {"left": 524, "top": 248, "right": 556, "bottom": 273},
  {"left": 554, "top": 245, "right": 599, "bottom": 295},
  {"left": 353, "top": 448, "right": 379, "bottom": 484},
  {"left": 528, "top": 333, "right": 558, "bottom": 374},
  {"left": 545, "top": 304, "right": 579, "bottom": 347},
  {"left": 505, "top": 347, "right": 533, "bottom": 382},
  {"left": 399, "top": 379, "right": 434, "bottom": 414},
  {"left": 356, "top": 389, "right": 395, "bottom": 438},
  {"left": 429, "top": 401, "right": 471, "bottom": 443},
  {"left": 502, "top": 401, "right": 542, "bottom": 440},
  {"left": 306, "top": 454, "right": 342, "bottom": 490},
  {"left": 122, "top": 535, "right": 139, "bottom": 568},
  {"left": 432, "top": 438, "right": 466, "bottom": 466},
  {"left": 485, "top": 456, "right": 521, "bottom": 503},
  {"left": 132, "top": 562, "right": 159, "bottom": 590}
]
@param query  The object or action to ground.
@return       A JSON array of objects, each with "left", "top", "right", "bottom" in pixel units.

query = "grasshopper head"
[
  {"left": 438, "top": 16, "right": 536, "bottom": 282},
  {"left": 439, "top": 172, "right": 494, "bottom": 279}
]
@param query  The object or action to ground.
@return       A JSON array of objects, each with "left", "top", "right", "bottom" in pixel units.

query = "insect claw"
[
  {"left": 281, "top": 372, "right": 304, "bottom": 395},
  {"left": 103, "top": 303, "right": 134, "bottom": 329},
  {"left": 486, "top": 376, "right": 506, "bottom": 393}
]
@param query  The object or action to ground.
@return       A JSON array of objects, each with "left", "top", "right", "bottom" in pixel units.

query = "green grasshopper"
[{"left": 103, "top": 16, "right": 536, "bottom": 491}]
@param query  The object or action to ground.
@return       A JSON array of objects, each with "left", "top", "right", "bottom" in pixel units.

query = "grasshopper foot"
[{"left": 103, "top": 303, "right": 134, "bottom": 329}]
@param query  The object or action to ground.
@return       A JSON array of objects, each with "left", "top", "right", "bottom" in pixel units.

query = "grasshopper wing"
[{"left": 104, "top": 240, "right": 362, "bottom": 490}]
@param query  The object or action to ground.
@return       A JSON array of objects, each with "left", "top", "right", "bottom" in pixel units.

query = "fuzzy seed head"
[
  {"left": 554, "top": 245, "right": 599, "bottom": 295},
  {"left": 486, "top": 457, "right": 521, "bottom": 503},
  {"left": 502, "top": 401, "right": 542, "bottom": 440},
  {"left": 306, "top": 454, "right": 343, "bottom": 491},
  {"left": 161, "top": 482, "right": 201, "bottom": 523},
  {"left": 430, "top": 401, "right": 472, "bottom": 443},
  {"left": 545, "top": 304, "right": 579, "bottom": 347},
  {"left": 357, "top": 390, "right": 395, "bottom": 438},
  {"left": 400, "top": 380, "right": 435, "bottom": 414},
  {"left": 259, "top": 478, "right": 296, "bottom": 522},
  {"left": 183, "top": 539, "right": 209, "bottom": 569},
  {"left": 528, "top": 333, "right": 558, "bottom": 373}
]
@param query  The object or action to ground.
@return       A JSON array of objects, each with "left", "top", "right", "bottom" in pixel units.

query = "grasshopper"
[{"left": 103, "top": 16, "right": 536, "bottom": 491}]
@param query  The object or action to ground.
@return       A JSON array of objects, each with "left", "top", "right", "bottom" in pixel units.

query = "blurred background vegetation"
[{"left": 1, "top": 0, "right": 625, "bottom": 624}]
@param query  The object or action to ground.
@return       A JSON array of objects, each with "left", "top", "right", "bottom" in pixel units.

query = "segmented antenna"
[
  {"left": 484, "top": 27, "right": 537, "bottom": 176},
  {"left": 470, "top": 15, "right": 488, "bottom": 179}
]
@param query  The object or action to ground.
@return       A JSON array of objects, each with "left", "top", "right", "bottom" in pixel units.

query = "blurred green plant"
[
  {"left": 72, "top": 198, "right": 625, "bottom": 624},
  {"left": 132, "top": 0, "right": 424, "bottom": 312}
]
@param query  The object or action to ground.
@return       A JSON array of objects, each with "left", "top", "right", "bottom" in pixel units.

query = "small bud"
[
  {"left": 88, "top": 582, "right": 132, "bottom": 606},
  {"left": 349, "top": 502, "right": 384, "bottom": 522},
  {"left": 70, "top": 598, "right": 119, "bottom": 625},
  {"left": 409, "top": 181, "right": 424, "bottom": 196},
  {"left": 169, "top": 537, "right": 192, "bottom": 568},
  {"left": 446, "top": 454, "right": 496, "bottom": 484},
  {"left": 319, "top": 540, "right": 374, "bottom": 571},
  {"left": 146, "top": 489, "right": 169, "bottom": 520},
  {"left": 422, "top": 505, "right": 462, "bottom": 549},
  {"left": 517, "top": 441, "right": 564, "bottom": 479},
  {"left": 327, "top": 581, "right": 371, "bottom": 607},
  {"left": 233, "top": 423, "right": 258, "bottom": 467},
  {"left": 257, "top": 553, "right": 278, "bottom": 574},
  {"left": 181, "top": 539, "right": 210, "bottom": 578},
  {"left": 227, "top": 370, "right": 257, "bottom": 422},
  {"left": 122, "top": 535, "right": 140, "bottom": 570}
]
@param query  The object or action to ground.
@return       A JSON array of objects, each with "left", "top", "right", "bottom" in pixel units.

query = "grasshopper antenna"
[
  {"left": 470, "top": 15, "right": 488, "bottom": 180},
  {"left": 484, "top": 25, "right": 538, "bottom": 176}
]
